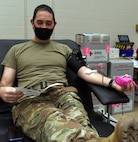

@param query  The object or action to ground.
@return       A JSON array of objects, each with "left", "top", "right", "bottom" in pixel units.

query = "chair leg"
[
  {"left": 106, "top": 104, "right": 125, "bottom": 124},
  {"left": 106, "top": 105, "right": 111, "bottom": 123}
]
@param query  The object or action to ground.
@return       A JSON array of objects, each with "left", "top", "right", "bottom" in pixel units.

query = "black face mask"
[{"left": 34, "top": 27, "right": 53, "bottom": 40}]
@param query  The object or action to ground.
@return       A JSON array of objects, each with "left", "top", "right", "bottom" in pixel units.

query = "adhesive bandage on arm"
[{"left": 84, "top": 68, "right": 97, "bottom": 75}]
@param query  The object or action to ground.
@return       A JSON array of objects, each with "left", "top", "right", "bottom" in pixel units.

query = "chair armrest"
[{"left": 87, "top": 83, "right": 129, "bottom": 105}]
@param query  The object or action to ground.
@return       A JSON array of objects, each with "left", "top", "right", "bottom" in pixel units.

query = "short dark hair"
[{"left": 32, "top": 4, "right": 56, "bottom": 23}]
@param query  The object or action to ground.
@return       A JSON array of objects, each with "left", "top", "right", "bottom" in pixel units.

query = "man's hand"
[
  {"left": 0, "top": 87, "right": 24, "bottom": 103},
  {"left": 112, "top": 75, "right": 136, "bottom": 92}
]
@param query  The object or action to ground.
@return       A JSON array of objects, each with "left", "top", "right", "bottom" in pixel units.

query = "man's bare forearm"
[{"left": 77, "top": 66, "right": 113, "bottom": 87}]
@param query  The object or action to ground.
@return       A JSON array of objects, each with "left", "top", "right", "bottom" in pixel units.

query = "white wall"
[
  {"left": 0, "top": 0, "right": 24, "bottom": 39},
  {"left": 0, "top": 0, "right": 138, "bottom": 48}
]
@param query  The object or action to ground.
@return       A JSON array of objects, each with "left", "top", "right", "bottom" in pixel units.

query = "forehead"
[{"left": 35, "top": 10, "right": 54, "bottom": 21}]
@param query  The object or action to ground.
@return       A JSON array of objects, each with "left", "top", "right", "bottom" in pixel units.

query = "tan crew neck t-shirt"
[{"left": 2, "top": 40, "right": 72, "bottom": 88}]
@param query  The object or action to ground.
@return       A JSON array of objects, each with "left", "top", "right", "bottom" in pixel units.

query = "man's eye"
[
  {"left": 46, "top": 21, "right": 52, "bottom": 26},
  {"left": 37, "top": 21, "right": 43, "bottom": 25}
]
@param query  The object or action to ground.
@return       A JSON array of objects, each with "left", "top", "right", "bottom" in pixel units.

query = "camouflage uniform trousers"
[{"left": 12, "top": 86, "right": 100, "bottom": 142}]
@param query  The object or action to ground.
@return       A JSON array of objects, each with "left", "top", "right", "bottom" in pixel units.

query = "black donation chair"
[{"left": 0, "top": 39, "right": 129, "bottom": 142}]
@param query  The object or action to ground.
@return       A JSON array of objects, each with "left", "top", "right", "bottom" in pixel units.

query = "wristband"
[{"left": 108, "top": 79, "right": 115, "bottom": 87}]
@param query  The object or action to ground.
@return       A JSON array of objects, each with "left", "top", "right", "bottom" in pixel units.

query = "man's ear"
[
  {"left": 30, "top": 19, "right": 34, "bottom": 28},
  {"left": 53, "top": 22, "right": 57, "bottom": 29}
]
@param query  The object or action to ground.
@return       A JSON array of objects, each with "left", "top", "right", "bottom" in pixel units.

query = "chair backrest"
[
  {"left": 0, "top": 40, "right": 29, "bottom": 115},
  {"left": 0, "top": 39, "right": 93, "bottom": 115}
]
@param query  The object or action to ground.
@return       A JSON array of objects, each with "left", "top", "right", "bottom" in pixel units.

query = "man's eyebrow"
[
  {"left": 36, "top": 19, "right": 52, "bottom": 22},
  {"left": 46, "top": 20, "right": 52, "bottom": 23}
]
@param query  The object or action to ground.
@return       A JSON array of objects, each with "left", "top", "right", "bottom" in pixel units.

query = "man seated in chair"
[{"left": 0, "top": 4, "right": 138, "bottom": 142}]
